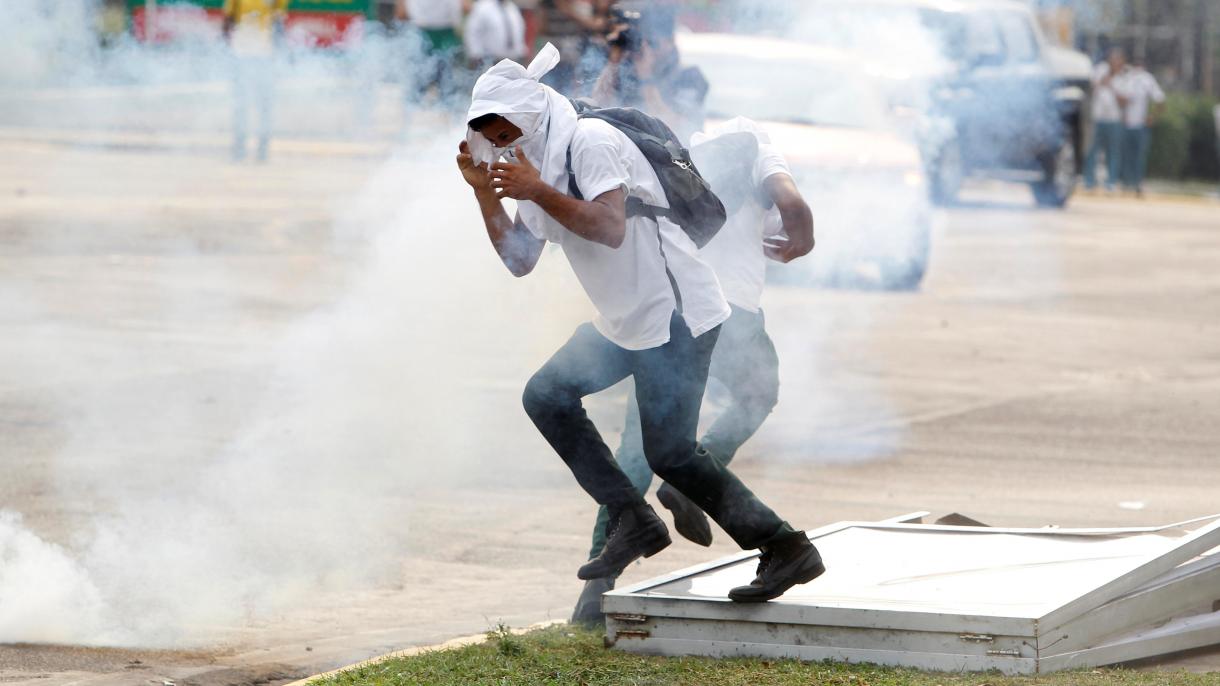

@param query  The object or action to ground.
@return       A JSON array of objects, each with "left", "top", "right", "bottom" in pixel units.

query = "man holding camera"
[
  {"left": 457, "top": 46, "right": 824, "bottom": 604},
  {"left": 591, "top": 6, "right": 707, "bottom": 143}
]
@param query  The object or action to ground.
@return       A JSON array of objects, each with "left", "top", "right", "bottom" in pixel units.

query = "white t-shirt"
[
  {"left": 1116, "top": 68, "right": 1165, "bottom": 128},
  {"left": 1090, "top": 63, "right": 1123, "bottom": 123},
  {"left": 464, "top": 0, "right": 526, "bottom": 61},
  {"left": 697, "top": 143, "right": 790, "bottom": 313},
  {"left": 408, "top": 0, "right": 462, "bottom": 29},
  {"left": 521, "top": 118, "right": 731, "bottom": 350}
]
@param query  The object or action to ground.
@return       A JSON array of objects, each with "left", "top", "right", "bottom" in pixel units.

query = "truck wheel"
[
  {"left": 1031, "top": 137, "right": 1077, "bottom": 208},
  {"left": 930, "top": 139, "right": 963, "bottom": 206}
]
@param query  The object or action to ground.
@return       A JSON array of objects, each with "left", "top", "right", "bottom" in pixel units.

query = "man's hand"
[
  {"left": 763, "top": 234, "right": 812, "bottom": 263},
  {"left": 456, "top": 140, "right": 493, "bottom": 191},
  {"left": 762, "top": 173, "right": 814, "bottom": 264},
  {"left": 490, "top": 147, "right": 548, "bottom": 202}
]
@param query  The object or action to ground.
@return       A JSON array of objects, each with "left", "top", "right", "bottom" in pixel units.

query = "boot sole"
[
  {"left": 657, "top": 486, "right": 714, "bottom": 547},
  {"left": 727, "top": 557, "right": 826, "bottom": 603}
]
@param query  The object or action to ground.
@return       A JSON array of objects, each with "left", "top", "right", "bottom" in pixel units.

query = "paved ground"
[{"left": 1, "top": 116, "right": 1218, "bottom": 685}]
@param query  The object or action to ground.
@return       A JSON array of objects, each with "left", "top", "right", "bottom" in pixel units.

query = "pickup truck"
[{"left": 788, "top": 0, "right": 1093, "bottom": 207}]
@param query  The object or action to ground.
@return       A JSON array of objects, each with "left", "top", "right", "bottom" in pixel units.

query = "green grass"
[{"left": 314, "top": 624, "right": 1215, "bottom": 686}]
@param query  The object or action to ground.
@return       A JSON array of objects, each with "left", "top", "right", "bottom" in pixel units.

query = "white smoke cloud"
[
  {"left": 0, "top": 0, "right": 589, "bottom": 646},
  {"left": 0, "top": 511, "right": 107, "bottom": 644}
]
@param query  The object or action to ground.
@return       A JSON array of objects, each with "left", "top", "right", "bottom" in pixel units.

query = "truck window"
[
  {"left": 964, "top": 12, "right": 1004, "bottom": 66},
  {"left": 996, "top": 12, "right": 1039, "bottom": 63}
]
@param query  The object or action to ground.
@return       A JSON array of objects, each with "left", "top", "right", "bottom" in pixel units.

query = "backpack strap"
[
  {"left": 565, "top": 143, "right": 684, "bottom": 314},
  {"left": 565, "top": 145, "right": 673, "bottom": 222}
]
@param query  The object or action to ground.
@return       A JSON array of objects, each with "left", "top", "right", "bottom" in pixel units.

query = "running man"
[
  {"left": 456, "top": 47, "right": 824, "bottom": 608},
  {"left": 572, "top": 117, "right": 816, "bottom": 623}
]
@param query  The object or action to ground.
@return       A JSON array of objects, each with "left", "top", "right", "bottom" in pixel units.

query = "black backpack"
[{"left": 564, "top": 99, "right": 727, "bottom": 249}]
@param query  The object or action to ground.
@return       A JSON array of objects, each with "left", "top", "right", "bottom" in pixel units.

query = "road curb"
[{"left": 280, "top": 619, "right": 567, "bottom": 686}]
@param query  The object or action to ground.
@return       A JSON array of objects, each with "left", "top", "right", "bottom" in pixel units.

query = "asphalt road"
[{"left": 1, "top": 129, "right": 1218, "bottom": 685}]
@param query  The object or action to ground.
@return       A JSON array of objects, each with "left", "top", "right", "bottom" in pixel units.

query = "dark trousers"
[
  {"left": 590, "top": 306, "right": 782, "bottom": 557},
  {"left": 1084, "top": 121, "right": 1123, "bottom": 189},
  {"left": 1121, "top": 126, "right": 1151, "bottom": 190},
  {"left": 523, "top": 313, "right": 791, "bottom": 551}
]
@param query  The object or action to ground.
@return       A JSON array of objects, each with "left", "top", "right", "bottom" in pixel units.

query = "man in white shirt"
[
  {"left": 572, "top": 117, "right": 815, "bottom": 623},
  {"left": 1083, "top": 47, "right": 1126, "bottom": 191},
  {"left": 457, "top": 46, "right": 824, "bottom": 603},
  {"left": 397, "top": 0, "right": 465, "bottom": 106},
  {"left": 1115, "top": 57, "right": 1166, "bottom": 197},
  {"left": 464, "top": 0, "right": 526, "bottom": 69}
]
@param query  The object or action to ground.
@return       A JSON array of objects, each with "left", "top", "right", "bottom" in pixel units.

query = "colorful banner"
[{"left": 126, "top": 0, "right": 372, "bottom": 46}]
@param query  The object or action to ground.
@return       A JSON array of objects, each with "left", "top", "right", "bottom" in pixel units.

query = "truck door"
[
  {"left": 949, "top": 11, "right": 1008, "bottom": 171},
  {"left": 991, "top": 10, "right": 1060, "bottom": 168}
]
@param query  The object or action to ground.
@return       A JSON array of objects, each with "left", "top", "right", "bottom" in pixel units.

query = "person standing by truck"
[
  {"left": 1115, "top": 56, "right": 1166, "bottom": 198},
  {"left": 1083, "top": 47, "right": 1127, "bottom": 193}
]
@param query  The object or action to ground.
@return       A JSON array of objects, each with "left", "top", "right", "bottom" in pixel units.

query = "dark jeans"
[
  {"left": 1084, "top": 121, "right": 1123, "bottom": 189},
  {"left": 590, "top": 306, "right": 782, "bottom": 557},
  {"left": 1121, "top": 126, "right": 1151, "bottom": 190},
  {"left": 523, "top": 312, "right": 792, "bottom": 552}
]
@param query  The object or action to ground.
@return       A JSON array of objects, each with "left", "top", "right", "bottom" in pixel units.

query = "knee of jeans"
[
  {"left": 521, "top": 373, "right": 573, "bottom": 421},
  {"left": 648, "top": 444, "right": 700, "bottom": 484},
  {"left": 521, "top": 375, "right": 550, "bottom": 420}
]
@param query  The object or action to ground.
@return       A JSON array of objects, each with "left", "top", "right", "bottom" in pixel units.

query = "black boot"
[
  {"left": 657, "top": 482, "right": 713, "bottom": 547},
  {"left": 728, "top": 531, "right": 824, "bottom": 603},
  {"left": 570, "top": 576, "right": 615, "bottom": 627},
  {"left": 577, "top": 503, "right": 671, "bottom": 580}
]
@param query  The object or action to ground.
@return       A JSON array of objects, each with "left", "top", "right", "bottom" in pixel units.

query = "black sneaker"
[
  {"left": 577, "top": 503, "right": 671, "bottom": 580},
  {"left": 657, "top": 482, "right": 713, "bottom": 547},
  {"left": 728, "top": 531, "right": 824, "bottom": 603},
  {"left": 570, "top": 576, "right": 615, "bottom": 627}
]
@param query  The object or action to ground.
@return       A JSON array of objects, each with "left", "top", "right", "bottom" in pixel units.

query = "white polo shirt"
[
  {"left": 1090, "top": 63, "right": 1123, "bottom": 124},
  {"left": 697, "top": 142, "right": 791, "bottom": 313},
  {"left": 464, "top": 0, "right": 526, "bottom": 61},
  {"left": 1116, "top": 68, "right": 1165, "bottom": 128},
  {"left": 520, "top": 118, "right": 731, "bottom": 350},
  {"left": 407, "top": 0, "right": 462, "bottom": 29}
]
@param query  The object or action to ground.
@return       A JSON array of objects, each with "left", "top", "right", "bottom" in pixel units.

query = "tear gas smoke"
[
  {"left": 0, "top": 0, "right": 588, "bottom": 647},
  {"left": 0, "top": 0, "right": 974, "bottom": 648}
]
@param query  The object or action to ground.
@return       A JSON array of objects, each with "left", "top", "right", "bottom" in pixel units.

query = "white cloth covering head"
[
  {"left": 465, "top": 43, "right": 580, "bottom": 241},
  {"left": 691, "top": 116, "right": 771, "bottom": 147}
]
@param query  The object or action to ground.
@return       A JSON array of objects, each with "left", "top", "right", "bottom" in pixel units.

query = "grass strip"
[{"left": 313, "top": 624, "right": 1214, "bottom": 686}]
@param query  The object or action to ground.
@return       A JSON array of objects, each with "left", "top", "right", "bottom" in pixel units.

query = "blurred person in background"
[
  {"left": 536, "top": 0, "right": 587, "bottom": 92},
  {"left": 464, "top": 0, "right": 527, "bottom": 70},
  {"left": 571, "top": 116, "right": 815, "bottom": 624},
  {"left": 396, "top": 0, "right": 467, "bottom": 107},
  {"left": 515, "top": 0, "right": 540, "bottom": 58},
  {"left": 591, "top": 6, "right": 707, "bottom": 143},
  {"left": 1115, "top": 55, "right": 1165, "bottom": 198},
  {"left": 1083, "top": 47, "right": 1126, "bottom": 193},
  {"left": 223, "top": 0, "right": 287, "bottom": 162}
]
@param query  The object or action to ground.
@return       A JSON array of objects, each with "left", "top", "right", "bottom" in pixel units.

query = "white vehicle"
[{"left": 678, "top": 32, "right": 933, "bottom": 289}]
